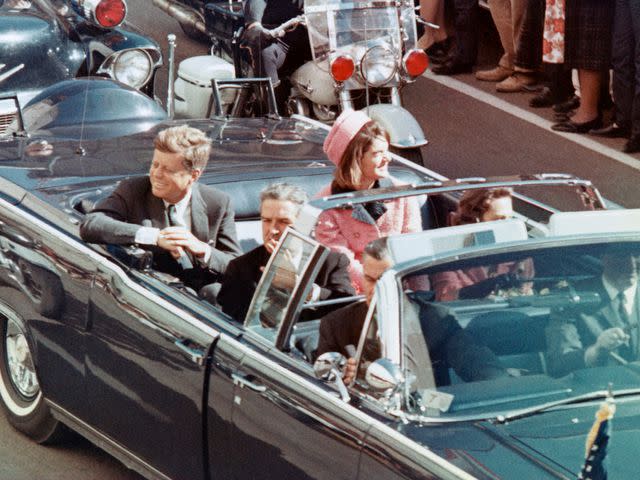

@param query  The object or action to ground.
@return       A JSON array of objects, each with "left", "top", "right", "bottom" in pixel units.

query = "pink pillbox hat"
[{"left": 323, "top": 109, "right": 372, "bottom": 165}]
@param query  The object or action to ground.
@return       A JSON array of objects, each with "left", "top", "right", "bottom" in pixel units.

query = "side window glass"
[
  {"left": 244, "top": 230, "right": 320, "bottom": 342},
  {"left": 352, "top": 300, "right": 383, "bottom": 385}
]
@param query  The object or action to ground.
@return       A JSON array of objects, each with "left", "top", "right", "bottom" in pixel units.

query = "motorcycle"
[{"left": 154, "top": 0, "right": 430, "bottom": 165}]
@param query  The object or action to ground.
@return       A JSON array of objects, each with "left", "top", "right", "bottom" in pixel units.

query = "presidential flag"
[{"left": 578, "top": 394, "right": 615, "bottom": 480}]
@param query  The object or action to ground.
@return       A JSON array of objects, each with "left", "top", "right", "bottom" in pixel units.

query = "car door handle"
[
  {"left": 174, "top": 338, "right": 206, "bottom": 366},
  {"left": 231, "top": 373, "right": 267, "bottom": 393}
]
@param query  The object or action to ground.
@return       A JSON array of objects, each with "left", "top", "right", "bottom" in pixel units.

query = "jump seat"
[{"left": 209, "top": 167, "right": 438, "bottom": 252}]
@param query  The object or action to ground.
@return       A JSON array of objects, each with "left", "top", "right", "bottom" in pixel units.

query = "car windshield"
[{"left": 397, "top": 239, "right": 640, "bottom": 419}]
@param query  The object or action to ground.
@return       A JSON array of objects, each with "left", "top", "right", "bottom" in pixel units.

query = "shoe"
[
  {"left": 495, "top": 72, "right": 537, "bottom": 92},
  {"left": 431, "top": 59, "right": 472, "bottom": 76},
  {"left": 529, "top": 87, "right": 553, "bottom": 108},
  {"left": 475, "top": 65, "right": 513, "bottom": 82},
  {"left": 589, "top": 123, "right": 630, "bottom": 138},
  {"left": 551, "top": 116, "right": 602, "bottom": 133},
  {"left": 553, "top": 95, "right": 580, "bottom": 113},
  {"left": 530, "top": 88, "right": 573, "bottom": 108},
  {"left": 623, "top": 135, "right": 640, "bottom": 153},
  {"left": 425, "top": 40, "right": 452, "bottom": 64}
]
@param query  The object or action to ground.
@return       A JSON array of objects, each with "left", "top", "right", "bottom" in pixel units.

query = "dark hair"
[
  {"left": 362, "top": 236, "right": 390, "bottom": 262},
  {"left": 454, "top": 188, "right": 513, "bottom": 225},
  {"left": 332, "top": 120, "right": 390, "bottom": 191}
]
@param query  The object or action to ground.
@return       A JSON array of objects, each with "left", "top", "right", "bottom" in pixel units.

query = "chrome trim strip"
[
  {"left": 221, "top": 332, "right": 477, "bottom": 480},
  {"left": 0, "top": 197, "right": 221, "bottom": 340},
  {"left": 47, "top": 400, "right": 173, "bottom": 480}
]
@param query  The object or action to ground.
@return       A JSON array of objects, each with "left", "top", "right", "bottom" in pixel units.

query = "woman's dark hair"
[{"left": 453, "top": 188, "right": 513, "bottom": 225}]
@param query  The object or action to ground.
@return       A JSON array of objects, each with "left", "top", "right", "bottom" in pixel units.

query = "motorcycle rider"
[{"left": 242, "top": 0, "right": 310, "bottom": 111}]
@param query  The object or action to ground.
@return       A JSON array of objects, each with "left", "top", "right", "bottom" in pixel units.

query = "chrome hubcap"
[{"left": 5, "top": 320, "right": 39, "bottom": 398}]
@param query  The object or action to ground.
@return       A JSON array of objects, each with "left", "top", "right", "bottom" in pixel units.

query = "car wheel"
[
  {"left": 0, "top": 314, "right": 64, "bottom": 444},
  {"left": 390, "top": 146, "right": 424, "bottom": 167}
]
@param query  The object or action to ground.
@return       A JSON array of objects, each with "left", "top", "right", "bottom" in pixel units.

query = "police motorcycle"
[
  {"left": 287, "top": 0, "right": 429, "bottom": 163},
  {"left": 153, "top": 0, "right": 429, "bottom": 165}
]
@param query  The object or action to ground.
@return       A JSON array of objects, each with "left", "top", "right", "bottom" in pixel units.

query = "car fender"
[
  {"left": 362, "top": 104, "right": 428, "bottom": 149},
  {"left": 19, "top": 78, "right": 167, "bottom": 140}
]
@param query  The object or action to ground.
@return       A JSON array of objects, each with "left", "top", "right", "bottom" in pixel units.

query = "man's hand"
[
  {"left": 596, "top": 327, "right": 630, "bottom": 351},
  {"left": 585, "top": 327, "right": 630, "bottom": 365},
  {"left": 242, "top": 22, "right": 273, "bottom": 47},
  {"left": 342, "top": 357, "right": 357, "bottom": 385},
  {"left": 158, "top": 226, "right": 209, "bottom": 260}
]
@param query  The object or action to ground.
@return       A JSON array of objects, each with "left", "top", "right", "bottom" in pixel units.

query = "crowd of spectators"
[{"left": 419, "top": 0, "right": 640, "bottom": 154}]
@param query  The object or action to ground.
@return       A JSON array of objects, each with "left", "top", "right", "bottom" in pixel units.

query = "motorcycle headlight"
[
  {"left": 360, "top": 45, "right": 397, "bottom": 87},
  {"left": 111, "top": 49, "right": 153, "bottom": 88}
]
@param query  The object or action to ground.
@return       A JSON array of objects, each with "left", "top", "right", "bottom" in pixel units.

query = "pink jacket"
[
  {"left": 314, "top": 178, "right": 422, "bottom": 292},
  {"left": 431, "top": 259, "right": 535, "bottom": 301}
]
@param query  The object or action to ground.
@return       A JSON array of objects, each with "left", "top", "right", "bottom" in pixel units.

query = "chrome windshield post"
[{"left": 167, "top": 33, "right": 176, "bottom": 119}]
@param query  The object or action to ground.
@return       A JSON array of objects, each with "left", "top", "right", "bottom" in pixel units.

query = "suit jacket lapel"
[
  {"left": 147, "top": 189, "right": 167, "bottom": 229},
  {"left": 190, "top": 184, "right": 209, "bottom": 241}
]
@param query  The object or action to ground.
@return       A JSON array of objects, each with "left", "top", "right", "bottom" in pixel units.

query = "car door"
[
  {"left": 0, "top": 198, "right": 94, "bottom": 418},
  {"left": 207, "top": 230, "right": 369, "bottom": 479},
  {"left": 85, "top": 262, "right": 220, "bottom": 480}
]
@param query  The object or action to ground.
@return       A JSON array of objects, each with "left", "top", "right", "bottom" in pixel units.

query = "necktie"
[
  {"left": 167, "top": 204, "right": 181, "bottom": 227},
  {"left": 166, "top": 204, "right": 194, "bottom": 269},
  {"left": 618, "top": 291, "right": 637, "bottom": 358},
  {"left": 618, "top": 292, "right": 630, "bottom": 325}
]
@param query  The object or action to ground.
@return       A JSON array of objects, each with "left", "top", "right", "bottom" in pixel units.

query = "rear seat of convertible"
[{"left": 209, "top": 167, "right": 437, "bottom": 252}]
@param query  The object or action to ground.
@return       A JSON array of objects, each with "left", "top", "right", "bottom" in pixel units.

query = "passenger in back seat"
[
  {"left": 430, "top": 188, "right": 534, "bottom": 301},
  {"left": 315, "top": 110, "right": 422, "bottom": 293},
  {"left": 217, "top": 183, "right": 355, "bottom": 321}
]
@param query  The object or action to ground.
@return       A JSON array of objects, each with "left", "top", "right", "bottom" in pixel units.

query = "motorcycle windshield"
[{"left": 305, "top": 0, "right": 418, "bottom": 64}]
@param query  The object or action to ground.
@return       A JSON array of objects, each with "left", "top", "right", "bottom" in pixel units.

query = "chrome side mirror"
[
  {"left": 365, "top": 358, "right": 405, "bottom": 392},
  {"left": 314, "top": 352, "right": 350, "bottom": 402}
]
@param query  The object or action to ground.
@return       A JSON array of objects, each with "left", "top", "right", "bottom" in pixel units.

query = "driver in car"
[
  {"left": 546, "top": 252, "right": 640, "bottom": 377},
  {"left": 317, "top": 236, "right": 507, "bottom": 384}
]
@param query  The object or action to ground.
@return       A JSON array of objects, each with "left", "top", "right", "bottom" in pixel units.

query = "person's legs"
[
  {"left": 572, "top": 69, "right": 601, "bottom": 122},
  {"left": 624, "top": 0, "right": 640, "bottom": 151},
  {"left": 418, "top": 0, "right": 449, "bottom": 49},
  {"left": 489, "top": 0, "right": 515, "bottom": 69},
  {"left": 431, "top": 0, "right": 477, "bottom": 74},
  {"left": 628, "top": 0, "right": 640, "bottom": 136},
  {"left": 552, "top": 68, "right": 603, "bottom": 133}
]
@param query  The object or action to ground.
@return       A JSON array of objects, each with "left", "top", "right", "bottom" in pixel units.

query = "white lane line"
[{"left": 423, "top": 70, "right": 640, "bottom": 171}]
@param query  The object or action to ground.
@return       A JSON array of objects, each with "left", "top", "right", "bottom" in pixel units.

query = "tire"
[
  {"left": 0, "top": 314, "right": 64, "bottom": 444},
  {"left": 390, "top": 146, "right": 424, "bottom": 167},
  {"left": 179, "top": 21, "right": 210, "bottom": 44}
]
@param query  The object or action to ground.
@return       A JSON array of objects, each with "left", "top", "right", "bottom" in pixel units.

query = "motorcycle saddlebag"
[{"left": 204, "top": 1, "right": 244, "bottom": 39}]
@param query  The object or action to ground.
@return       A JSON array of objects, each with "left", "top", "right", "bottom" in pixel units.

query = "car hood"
[
  {"left": 0, "top": 13, "right": 84, "bottom": 94},
  {"left": 402, "top": 397, "right": 640, "bottom": 479}
]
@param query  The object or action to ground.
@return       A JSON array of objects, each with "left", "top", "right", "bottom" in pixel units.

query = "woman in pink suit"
[
  {"left": 315, "top": 110, "right": 422, "bottom": 292},
  {"left": 431, "top": 187, "right": 534, "bottom": 301}
]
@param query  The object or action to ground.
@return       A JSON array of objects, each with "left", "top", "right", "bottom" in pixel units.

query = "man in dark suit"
[
  {"left": 317, "top": 237, "right": 506, "bottom": 385},
  {"left": 80, "top": 125, "right": 242, "bottom": 293},
  {"left": 546, "top": 252, "right": 640, "bottom": 377},
  {"left": 217, "top": 183, "right": 354, "bottom": 321}
]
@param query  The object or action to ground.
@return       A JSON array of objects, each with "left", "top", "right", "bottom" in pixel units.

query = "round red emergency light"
[
  {"left": 403, "top": 49, "right": 429, "bottom": 78},
  {"left": 96, "top": 0, "right": 127, "bottom": 28},
  {"left": 330, "top": 55, "right": 355, "bottom": 82}
]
